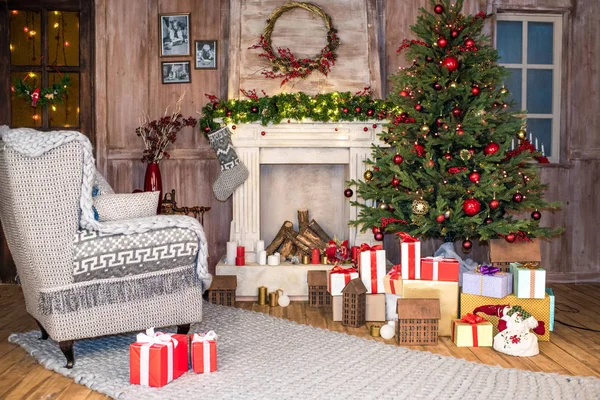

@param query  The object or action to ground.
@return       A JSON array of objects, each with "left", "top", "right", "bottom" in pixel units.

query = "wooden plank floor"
[{"left": 1, "top": 283, "right": 599, "bottom": 399}]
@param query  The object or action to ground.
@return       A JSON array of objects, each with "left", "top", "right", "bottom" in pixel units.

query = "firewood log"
[
  {"left": 266, "top": 221, "right": 294, "bottom": 255},
  {"left": 298, "top": 209, "right": 309, "bottom": 233},
  {"left": 308, "top": 219, "right": 332, "bottom": 243}
]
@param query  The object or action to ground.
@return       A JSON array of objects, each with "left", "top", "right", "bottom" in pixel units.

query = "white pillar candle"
[
  {"left": 255, "top": 240, "right": 265, "bottom": 253},
  {"left": 274, "top": 252, "right": 281, "bottom": 264},
  {"left": 226, "top": 241, "right": 237, "bottom": 265},
  {"left": 258, "top": 250, "right": 267, "bottom": 265},
  {"left": 267, "top": 255, "right": 280, "bottom": 266},
  {"left": 246, "top": 251, "right": 257, "bottom": 263}
]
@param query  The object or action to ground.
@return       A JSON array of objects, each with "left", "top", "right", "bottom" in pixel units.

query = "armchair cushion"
[{"left": 92, "top": 191, "right": 159, "bottom": 222}]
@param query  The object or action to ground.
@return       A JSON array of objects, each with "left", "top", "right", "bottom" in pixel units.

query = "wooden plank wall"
[{"left": 94, "top": 0, "right": 232, "bottom": 273}]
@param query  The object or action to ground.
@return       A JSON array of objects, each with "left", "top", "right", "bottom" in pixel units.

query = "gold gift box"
[
  {"left": 401, "top": 280, "right": 459, "bottom": 337},
  {"left": 452, "top": 320, "right": 493, "bottom": 347},
  {"left": 460, "top": 292, "right": 551, "bottom": 341}
]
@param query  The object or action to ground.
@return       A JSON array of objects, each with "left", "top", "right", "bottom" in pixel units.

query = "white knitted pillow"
[{"left": 93, "top": 191, "right": 160, "bottom": 222}]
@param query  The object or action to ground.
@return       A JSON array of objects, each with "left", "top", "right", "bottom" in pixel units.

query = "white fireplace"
[{"left": 216, "top": 121, "right": 385, "bottom": 299}]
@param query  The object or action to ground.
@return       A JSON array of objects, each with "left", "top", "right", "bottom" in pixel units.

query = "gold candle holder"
[
  {"left": 269, "top": 291, "right": 279, "bottom": 307},
  {"left": 370, "top": 325, "right": 381, "bottom": 337},
  {"left": 321, "top": 254, "right": 328, "bottom": 264},
  {"left": 302, "top": 254, "right": 310, "bottom": 265},
  {"left": 258, "top": 286, "right": 268, "bottom": 305}
]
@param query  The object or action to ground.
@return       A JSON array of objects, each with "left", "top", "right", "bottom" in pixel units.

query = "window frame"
[{"left": 494, "top": 13, "right": 563, "bottom": 164}]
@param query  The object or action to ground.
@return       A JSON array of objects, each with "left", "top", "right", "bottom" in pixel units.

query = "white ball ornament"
[
  {"left": 380, "top": 324, "right": 395, "bottom": 340},
  {"left": 278, "top": 293, "right": 290, "bottom": 307}
]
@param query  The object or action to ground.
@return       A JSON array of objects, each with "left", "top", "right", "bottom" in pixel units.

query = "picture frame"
[
  {"left": 159, "top": 13, "right": 191, "bottom": 57},
  {"left": 195, "top": 40, "right": 218, "bottom": 69},
  {"left": 161, "top": 61, "right": 191, "bottom": 84}
]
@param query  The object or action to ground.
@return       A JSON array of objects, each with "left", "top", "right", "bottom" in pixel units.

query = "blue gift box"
[
  {"left": 462, "top": 271, "right": 513, "bottom": 298},
  {"left": 546, "top": 287, "right": 555, "bottom": 331}
]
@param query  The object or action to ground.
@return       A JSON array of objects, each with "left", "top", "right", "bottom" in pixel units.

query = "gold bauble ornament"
[
  {"left": 420, "top": 124, "right": 430, "bottom": 133},
  {"left": 364, "top": 170, "right": 374, "bottom": 181},
  {"left": 411, "top": 199, "right": 430, "bottom": 215},
  {"left": 516, "top": 129, "right": 527, "bottom": 140},
  {"left": 459, "top": 149, "right": 472, "bottom": 161},
  {"left": 499, "top": 87, "right": 508, "bottom": 94},
  {"left": 444, "top": 210, "right": 451, "bottom": 218},
  {"left": 449, "top": 81, "right": 457, "bottom": 89},
  {"left": 378, "top": 202, "right": 389, "bottom": 210}
]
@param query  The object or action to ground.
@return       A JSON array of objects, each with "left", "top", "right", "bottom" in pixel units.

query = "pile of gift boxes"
[{"left": 322, "top": 233, "right": 555, "bottom": 349}]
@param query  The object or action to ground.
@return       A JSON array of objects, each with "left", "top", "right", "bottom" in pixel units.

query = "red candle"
[
  {"left": 235, "top": 256, "right": 245, "bottom": 266},
  {"left": 351, "top": 246, "right": 360, "bottom": 264},
  {"left": 311, "top": 248, "right": 320, "bottom": 264},
  {"left": 236, "top": 246, "right": 245, "bottom": 257}
]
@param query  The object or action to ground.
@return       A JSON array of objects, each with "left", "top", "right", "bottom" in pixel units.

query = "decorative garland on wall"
[
  {"left": 249, "top": 2, "right": 340, "bottom": 86},
  {"left": 199, "top": 89, "right": 398, "bottom": 135}
]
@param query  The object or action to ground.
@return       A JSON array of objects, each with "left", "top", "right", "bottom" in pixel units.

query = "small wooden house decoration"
[
  {"left": 307, "top": 270, "right": 331, "bottom": 307},
  {"left": 489, "top": 238, "right": 541, "bottom": 272},
  {"left": 342, "top": 278, "right": 367, "bottom": 327},
  {"left": 396, "top": 298, "right": 440, "bottom": 346},
  {"left": 207, "top": 275, "right": 237, "bottom": 306}
]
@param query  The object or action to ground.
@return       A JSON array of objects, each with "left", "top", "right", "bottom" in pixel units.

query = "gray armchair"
[{"left": 0, "top": 127, "right": 210, "bottom": 368}]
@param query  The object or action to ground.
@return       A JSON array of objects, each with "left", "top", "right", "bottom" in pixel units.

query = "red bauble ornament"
[
  {"left": 393, "top": 154, "right": 404, "bottom": 164},
  {"left": 433, "top": 82, "right": 442, "bottom": 91},
  {"left": 226, "top": 110, "right": 232, "bottom": 117},
  {"left": 344, "top": 188, "right": 353, "bottom": 198},
  {"left": 203, "top": 126, "right": 211, "bottom": 133},
  {"left": 513, "top": 192, "right": 524, "bottom": 203},
  {"left": 471, "top": 86, "right": 480, "bottom": 96},
  {"left": 426, "top": 56, "right": 434, "bottom": 63},
  {"left": 462, "top": 239, "right": 473, "bottom": 250},
  {"left": 451, "top": 30, "right": 459, "bottom": 38},
  {"left": 489, "top": 199, "right": 500, "bottom": 209},
  {"left": 250, "top": 105, "right": 259, "bottom": 113},
  {"left": 484, "top": 142, "right": 500, "bottom": 155},
  {"left": 261, "top": 131, "right": 266, "bottom": 136},
  {"left": 465, "top": 38, "right": 475, "bottom": 48},
  {"left": 435, "top": 214, "right": 446, "bottom": 223},
  {"left": 532, "top": 210, "right": 542, "bottom": 220},
  {"left": 427, "top": 159, "right": 435, "bottom": 167},
  {"left": 363, "top": 127, "right": 369, "bottom": 132},
  {"left": 468, "top": 148, "right": 475, "bottom": 156},
  {"left": 469, "top": 171, "right": 480, "bottom": 183},
  {"left": 399, "top": 90, "right": 409, "bottom": 97},
  {"left": 505, "top": 233, "right": 516, "bottom": 243},
  {"left": 443, "top": 152, "right": 452, "bottom": 160},
  {"left": 463, "top": 198, "right": 481, "bottom": 216},
  {"left": 434, "top": 4, "right": 444, "bottom": 14},
  {"left": 415, "top": 104, "right": 423, "bottom": 111},
  {"left": 442, "top": 56, "right": 459, "bottom": 72},
  {"left": 484, "top": 217, "right": 493, "bottom": 224},
  {"left": 435, "top": 117, "right": 444, "bottom": 126},
  {"left": 437, "top": 37, "right": 448, "bottom": 48},
  {"left": 452, "top": 107, "right": 462, "bottom": 117},
  {"left": 355, "top": 106, "right": 362, "bottom": 113},
  {"left": 366, "top": 108, "right": 375, "bottom": 117},
  {"left": 391, "top": 177, "right": 400, "bottom": 187},
  {"left": 232, "top": 125, "right": 237, "bottom": 130},
  {"left": 372, "top": 226, "right": 381, "bottom": 234},
  {"left": 374, "top": 232, "right": 384, "bottom": 241},
  {"left": 342, "top": 107, "right": 349, "bottom": 113},
  {"left": 457, "top": 128, "right": 465, "bottom": 135}
]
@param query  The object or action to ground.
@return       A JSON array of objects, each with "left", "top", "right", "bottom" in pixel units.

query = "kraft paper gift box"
[
  {"left": 327, "top": 266, "right": 359, "bottom": 296},
  {"left": 401, "top": 280, "right": 459, "bottom": 336},
  {"left": 546, "top": 288, "right": 555, "bottom": 331},
  {"left": 462, "top": 268, "right": 513, "bottom": 298},
  {"left": 420, "top": 257, "right": 460, "bottom": 282},
  {"left": 385, "top": 293, "right": 401, "bottom": 321},
  {"left": 191, "top": 331, "right": 217, "bottom": 374},
  {"left": 451, "top": 314, "right": 493, "bottom": 347},
  {"left": 333, "top": 294, "right": 386, "bottom": 321},
  {"left": 398, "top": 232, "right": 421, "bottom": 280},
  {"left": 358, "top": 244, "right": 386, "bottom": 294},
  {"left": 510, "top": 262, "right": 546, "bottom": 298},
  {"left": 332, "top": 295, "right": 342, "bottom": 321},
  {"left": 130, "top": 329, "right": 188, "bottom": 387},
  {"left": 460, "top": 292, "right": 551, "bottom": 341},
  {"left": 383, "top": 265, "right": 403, "bottom": 295}
]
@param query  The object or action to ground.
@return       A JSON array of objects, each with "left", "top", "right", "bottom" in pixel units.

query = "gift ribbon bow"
[
  {"left": 329, "top": 266, "right": 357, "bottom": 292},
  {"left": 478, "top": 264, "right": 500, "bottom": 275},
  {"left": 192, "top": 331, "right": 218, "bottom": 374},
  {"left": 388, "top": 264, "right": 402, "bottom": 280},
  {"left": 396, "top": 232, "right": 418, "bottom": 242},
  {"left": 521, "top": 262, "right": 540, "bottom": 269},
  {"left": 136, "top": 328, "right": 178, "bottom": 386},
  {"left": 460, "top": 314, "right": 486, "bottom": 347},
  {"left": 359, "top": 243, "right": 383, "bottom": 252},
  {"left": 516, "top": 263, "right": 541, "bottom": 297}
]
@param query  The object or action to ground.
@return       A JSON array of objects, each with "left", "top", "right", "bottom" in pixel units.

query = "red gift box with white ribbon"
[
  {"left": 358, "top": 243, "right": 386, "bottom": 294},
  {"left": 191, "top": 331, "right": 218, "bottom": 374},
  {"left": 398, "top": 232, "right": 421, "bottom": 280},
  {"left": 420, "top": 256, "right": 460, "bottom": 282}
]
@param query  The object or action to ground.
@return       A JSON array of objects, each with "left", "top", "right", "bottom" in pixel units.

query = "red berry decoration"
[
  {"left": 342, "top": 107, "right": 349, "bottom": 113},
  {"left": 250, "top": 105, "right": 259, "bottom": 113},
  {"left": 415, "top": 104, "right": 423, "bottom": 111},
  {"left": 372, "top": 226, "right": 381, "bottom": 234},
  {"left": 513, "top": 192, "right": 524, "bottom": 203},
  {"left": 452, "top": 107, "right": 462, "bottom": 117},
  {"left": 344, "top": 188, "right": 353, "bottom": 198},
  {"left": 203, "top": 126, "right": 211, "bottom": 133},
  {"left": 399, "top": 90, "right": 409, "bottom": 97},
  {"left": 393, "top": 154, "right": 404, "bottom": 164},
  {"left": 469, "top": 171, "right": 480, "bottom": 183},
  {"left": 471, "top": 86, "right": 480, "bottom": 96},
  {"left": 374, "top": 232, "right": 384, "bottom": 241},
  {"left": 391, "top": 177, "right": 400, "bottom": 187},
  {"left": 463, "top": 198, "right": 481, "bottom": 216},
  {"left": 366, "top": 109, "right": 375, "bottom": 117},
  {"left": 437, "top": 37, "right": 448, "bottom": 48},
  {"left": 489, "top": 199, "right": 500, "bottom": 209},
  {"left": 414, "top": 143, "right": 426, "bottom": 157},
  {"left": 505, "top": 233, "right": 516, "bottom": 243},
  {"left": 443, "top": 152, "right": 452, "bottom": 160},
  {"left": 462, "top": 239, "right": 473, "bottom": 250},
  {"left": 436, "top": 214, "right": 446, "bottom": 223},
  {"left": 484, "top": 142, "right": 500, "bottom": 155},
  {"left": 434, "top": 4, "right": 444, "bottom": 14},
  {"left": 442, "top": 56, "right": 459, "bottom": 72},
  {"left": 355, "top": 106, "right": 362, "bottom": 113},
  {"left": 465, "top": 38, "right": 475, "bottom": 48},
  {"left": 484, "top": 217, "right": 493, "bottom": 224}
]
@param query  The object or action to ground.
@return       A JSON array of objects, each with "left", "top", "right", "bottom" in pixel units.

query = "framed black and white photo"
[
  {"left": 159, "top": 13, "right": 191, "bottom": 56},
  {"left": 161, "top": 61, "right": 191, "bottom": 84},
  {"left": 195, "top": 40, "right": 218, "bottom": 69}
]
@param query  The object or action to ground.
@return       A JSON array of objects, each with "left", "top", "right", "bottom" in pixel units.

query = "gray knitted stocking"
[{"left": 208, "top": 127, "right": 249, "bottom": 201}]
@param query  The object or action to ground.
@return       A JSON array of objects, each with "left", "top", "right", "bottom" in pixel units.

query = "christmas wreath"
[
  {"left": 12, "top": 74, "right": 71, "bottom": 107},
  {"left": 250, "top": 2, "right": 340, "bottom": 86}
]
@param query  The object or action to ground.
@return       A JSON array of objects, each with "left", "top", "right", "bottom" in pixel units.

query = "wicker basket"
[
  {"left": 396, "top": 298, "right": 440, "bottom": 345},
  {"left": 307, "top": 270, "right": 331, "bottom": 307},
  {"left": 342, "top": 278, "right": 367, "bottom": 327},
  {"left": 207, "top": 275, "right": 237, "bottom": 306}
]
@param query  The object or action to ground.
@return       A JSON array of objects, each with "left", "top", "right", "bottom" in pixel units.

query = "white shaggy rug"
[{"left": 9, "top": 302, "right": 600, "bottom": 399}]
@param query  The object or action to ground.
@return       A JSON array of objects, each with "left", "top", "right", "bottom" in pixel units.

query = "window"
[{"left": 495, "top": 13, "right": 562, "bottom": 163}]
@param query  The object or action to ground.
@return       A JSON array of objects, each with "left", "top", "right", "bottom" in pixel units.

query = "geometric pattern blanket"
[{"left": 73, "top": 228, "right": 198, "bottom": 282}]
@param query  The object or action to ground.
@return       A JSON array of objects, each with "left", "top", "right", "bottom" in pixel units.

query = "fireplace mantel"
[{"left": 229, "top": 121, "right": 386, "bottom": 250}]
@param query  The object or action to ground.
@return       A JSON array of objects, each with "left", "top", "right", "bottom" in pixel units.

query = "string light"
[
  {"left": 28, "top": 72, "right": 36, "bottom": 78},
  {"left": 64, "top": 41, "right": 70, "bottom": 47},
  {"left": 32, "top": 114, "right": 39, "bottom": 120},
  {"left": 53, "top": 22, "right": 59, "bottom": 28},
  {"left": 23, "top": 27, "right": 29, "bottom": 32},
  {"left": 51, "top": 105, "right": 57, "bottom": 111},
  {"left": 9, "top": 44, "right": 14, "bottom": 51},
  {"left": 11, "top": 10, "right": 18, "bottom": 15},
  {"left": 29, "top": 30, "right": 36, "bottom": 36}
]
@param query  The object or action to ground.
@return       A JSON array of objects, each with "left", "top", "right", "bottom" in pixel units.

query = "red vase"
[{"left": 144, "top": 162, "right": 163, "bottom": 214}]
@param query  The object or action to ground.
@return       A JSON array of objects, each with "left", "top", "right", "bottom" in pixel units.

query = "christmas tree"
[{"left": 349, "top": 0, "right": 562, "bottom": 249}]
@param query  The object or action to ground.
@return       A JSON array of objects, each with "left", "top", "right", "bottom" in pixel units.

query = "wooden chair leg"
[
  {"left": 177, "top": 324, "right": 190, "bottom": 334},
  {"left": 35, "top": 320, "right": 49, "bottom": 340},
  {"left": 59, "top": 340, "right": 75, "bottom": 369}
]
